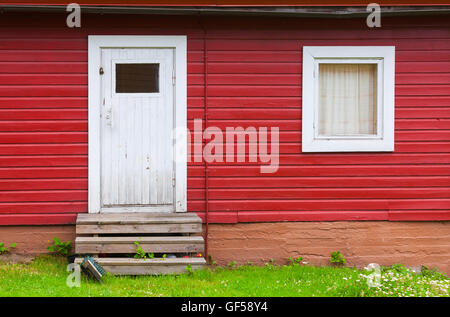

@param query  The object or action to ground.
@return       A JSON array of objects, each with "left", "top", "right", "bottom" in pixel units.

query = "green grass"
[{"left": 0, "top": 255, "right": 448, "bottom": 297}]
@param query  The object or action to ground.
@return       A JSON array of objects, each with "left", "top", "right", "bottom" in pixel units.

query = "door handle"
[{"left": 105, "top": 106, "right": 113, "bottom": 127}]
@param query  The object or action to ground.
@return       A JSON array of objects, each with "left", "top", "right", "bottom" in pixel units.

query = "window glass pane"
[
  {"left": 318, "top": 64, "right": 377, "bottom": 136},
  {"left": 116, "top": 63, "right": 159, "bottom": 93}
]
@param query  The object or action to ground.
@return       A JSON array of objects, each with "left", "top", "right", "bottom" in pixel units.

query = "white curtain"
[{"left": 318, "top": 64, "right": 377, "bottom": 136}]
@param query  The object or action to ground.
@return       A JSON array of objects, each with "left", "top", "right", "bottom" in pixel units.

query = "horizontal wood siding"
[{"left": 0, "top": 13, "right": 448, "bottom": 224}]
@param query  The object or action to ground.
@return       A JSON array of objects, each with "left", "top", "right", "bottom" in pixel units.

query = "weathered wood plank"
[
  {"left": 76, "top": 223, "right": 202, "bottom": 234},
  {"left": 76, "top": 243, "right": 204, "bottom": 254},
  {"left": 74, "top": 257, "right": 206, "bottom": 275},
  {"left": 77, "top": 212, "right": 200, "bottom": 219},
  {"left": 81, "top": 257, "right": 206, "bottom": 265},
  {"left": 76, "top": 212, "right": 201, "bottom": 225},
  {"left": 102, "top": 264, "right": 204, "bottom": 275},
  {"left": 77, "top": 217, "right": 201, "bottom": 225},
  {"left": 76, "top": 236, "right": 204, "bottom": 244},
  {"left": 75, "top": 236, "right": 204, "bottom": 254}
]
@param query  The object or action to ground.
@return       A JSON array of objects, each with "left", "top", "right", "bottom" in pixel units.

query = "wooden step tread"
[
  {"left": 75, "top": 257, "right": 206, "bottom": 266},
  {"left": 77, "top": 212, "right": 201, "bottom": 225},
  {"left": 76, "top": 236, "right": 204, "bottom": 244},
  {"left": 76, "top": 213, "right": 202, "bottom": 234},
  {"left": 74, "top": 257, "right": 206, "bottom": 275},
  {"left": 75, "top": 236, "right": 204, "bottom": 253},
  {"left": 76, "top": 223, "right": 202, "bottom": 235}
]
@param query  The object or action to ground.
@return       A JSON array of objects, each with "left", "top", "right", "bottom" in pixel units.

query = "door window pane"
[
  {"left": 116, "top": 63, "right": 159, "bottom": 93},
  {"left": 318, "top": 64, "right": 377, "bottom": 136}
]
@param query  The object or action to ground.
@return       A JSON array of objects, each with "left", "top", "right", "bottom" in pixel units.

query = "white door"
[{"left": 100, "top": 48, "right": 175, "bottom": 212}]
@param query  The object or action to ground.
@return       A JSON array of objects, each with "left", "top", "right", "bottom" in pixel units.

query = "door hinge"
[
  {"left": 172, "top": 177, "right": 176, "bottom": 187},
  {"left": 99, "top": 67, "right": 104, "bottom": 75},
  {"left": 172, "top": 69, "right": 175, "bottom": 86}
]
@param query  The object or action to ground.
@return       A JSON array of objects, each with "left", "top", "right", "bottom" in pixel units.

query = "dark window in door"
[{"left": 115, "top": 63, "right": 159, "bottom": 93}]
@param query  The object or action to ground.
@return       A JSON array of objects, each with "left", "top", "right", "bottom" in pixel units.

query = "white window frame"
[
  {"left": 88, "top": 35, "right": 187, "bottom": 213},
  {"left": 302, "top": 46, "right": 395, "bottom": 152}
]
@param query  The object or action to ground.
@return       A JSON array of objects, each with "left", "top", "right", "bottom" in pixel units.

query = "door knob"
[{"left": 105, "top": 107, "right": 113, "bottom": 127}]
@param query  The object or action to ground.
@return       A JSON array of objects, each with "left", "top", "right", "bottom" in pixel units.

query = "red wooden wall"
[{"left": 0, "top": 12, "right": 449, "bottom": 225}]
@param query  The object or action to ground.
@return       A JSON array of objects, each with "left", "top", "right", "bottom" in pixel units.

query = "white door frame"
[{"left": 88, "top": 35, "right": 187, "bottom": 213}]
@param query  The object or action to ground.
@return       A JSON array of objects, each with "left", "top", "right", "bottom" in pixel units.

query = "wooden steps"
[{"left": 74, "top": 212, "right": 206, "bottom": 275}]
